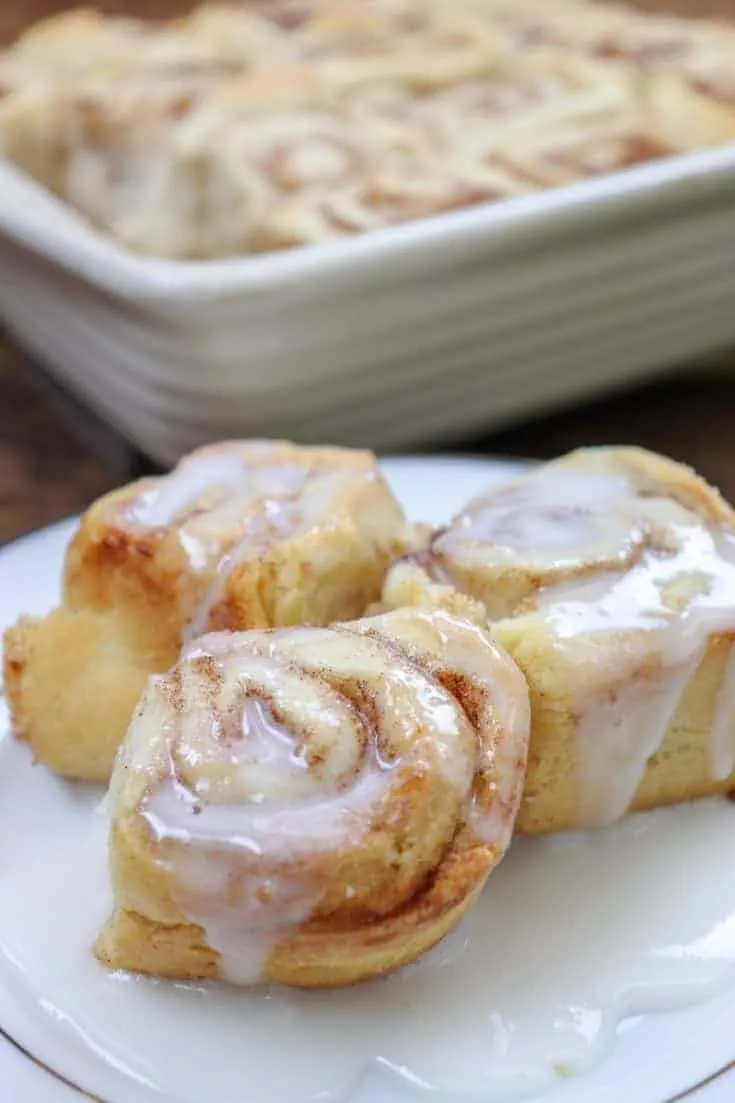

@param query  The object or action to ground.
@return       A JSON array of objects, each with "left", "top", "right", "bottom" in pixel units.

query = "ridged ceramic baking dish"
[{"left": 1, "top": 144, "right": 735, "bottom": 464}]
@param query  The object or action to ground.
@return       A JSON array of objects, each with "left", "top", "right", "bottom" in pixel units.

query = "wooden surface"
[
  {"left": 2, "top": 0, "right": 735, "bottom": 542},
  {"left": 0, "top": 342, "right": 120, "bottom": 543}
]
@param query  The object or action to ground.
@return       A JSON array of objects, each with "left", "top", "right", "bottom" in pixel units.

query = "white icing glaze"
[
  {"left": 142, "top": 644, "right": 393, "bottom": 983},
  {"left": 145, "top": 769, "right": 390, "bottom": 860},
  {"left": 436, "top": 456, "right": 735, "bottom": 826},
  {"left": 182, "top": 494, "right": 301, "bottom": 642},
  {"left": 119, "top": 446, "right": 384, "bottom": 645},
  {"left": 296, "top": 467, "right": 371, "bottom": 522},
  {"left": 236, "top": 696, "right": 310, "bottom": 792},
  {"left": 133, "top": 613, "right": 527, "bottom": 985},
  {"left": 710, "top": 643, "right": 735, "bottom": 782},
  {"left": 436, "top": 469, "right": 637, "bottom": 568},
  {"left": 538, "top": 524, "right": 735, "bottom": 824},
  {"left": 142, "top": 795, "right": 324, "bottom": 984},
  {"left": 180, "top": 466, "right": 370, "bottom": 642},
  {"left": 126, "top": 451, "right": 248, "bottom": 528},
  {"left": 174, "top": 460, "right": 307, "bottom": 572},
  {"left": 2, "top": 786, "right": 735, "bottom": 1103},
  {"left": 123, "top": 446, "right": 310, "bottom": 633},
  {"left": 177, "top": 529, "right": 210, "bottom": 571},
  {"left": 574, "top": 646, "right": 706, "bottom": 827},
  {"left": 542, "top": 527, "right": 735, "bottom": 650}
]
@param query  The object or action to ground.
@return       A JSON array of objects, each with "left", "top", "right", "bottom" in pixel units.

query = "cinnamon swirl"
[
  {"left": 95, "top": 608, "right": 530, "bottom": 987},
  {"left": 381, "top": 447, "right": 735, "bottom": 833}
]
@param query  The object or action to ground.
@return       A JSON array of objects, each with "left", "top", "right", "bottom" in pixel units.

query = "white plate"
[
  {"left": 3, "top": 144, "right": 735, "bottom": 464},
  {"left": 1, "top": 455, "right": 735, "bottom": 1103}
]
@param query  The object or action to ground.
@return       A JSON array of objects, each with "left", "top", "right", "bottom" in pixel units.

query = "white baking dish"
[{"left": 1, "top": 144, "right": 735, "bottom": 464}]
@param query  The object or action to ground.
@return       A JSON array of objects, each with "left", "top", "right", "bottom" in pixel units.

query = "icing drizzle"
[
  {"left": 118, "top": 444, "right": 377, "bottom": 642},
  {"left": 130, "top": 611, "right": 529, "bottom": 984},
  {"left": 436, "top": 455, "right": 735, "bottom": 825}
]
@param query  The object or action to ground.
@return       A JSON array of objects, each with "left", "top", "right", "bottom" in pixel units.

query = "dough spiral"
[
  {"left": 97, "top": 607, "right": 530, "bottom": 987},
  {"left": 380, "top": 447, "right": 735, "bottom": 833}
]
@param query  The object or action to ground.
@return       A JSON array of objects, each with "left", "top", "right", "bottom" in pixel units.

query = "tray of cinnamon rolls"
[
  {"left": 1, "top": 440, "right": 735, "bottom": 1100},
  {"left": 2, "top": 0, "right": 735, "bottom": 462}
]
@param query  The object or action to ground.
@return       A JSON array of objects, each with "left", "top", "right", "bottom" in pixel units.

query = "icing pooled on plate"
[{"left": 1, "top": 733, "right": 735, "bottom": 1103}]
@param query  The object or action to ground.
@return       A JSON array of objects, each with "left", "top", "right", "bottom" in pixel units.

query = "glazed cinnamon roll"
[
  {"left": 3, "top": 440, "right": 408, "bottom": 781},
  {"left": 381, "top": 448, "right": 735, "bottom": 833},
  {"left": 95, "top": 608, "right": 530, "bottom": 987}
]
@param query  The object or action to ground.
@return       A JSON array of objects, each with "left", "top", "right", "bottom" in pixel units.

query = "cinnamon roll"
[
  {"left": 95, "top": 608, "right": 530, "bottom": 987},
  {"left": 382, "top": 448, "right": 735, "bottom": 833},
  {"left": 3, "top": 440, "right": 408, "bottom": 781}
]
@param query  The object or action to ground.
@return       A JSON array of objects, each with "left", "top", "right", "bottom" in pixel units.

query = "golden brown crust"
[
  {"left": 94, "top": 893, "right": 480, "bottom": 987},
  {"left": 3, "top": 608, "right": 173, "bottom": 779},
  {"left": 2, "top": 440, "right": 408, "bottom": 781}
]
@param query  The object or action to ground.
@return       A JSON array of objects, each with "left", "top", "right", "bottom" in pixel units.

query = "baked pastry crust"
[
  {"left": 381, "top": 447, "right": 735, "bottom": 833},
  {"left": 3, "top": 440, "right": 407, "bottom": 781},
  {"left": 95, "top": 608, "right": 530, "bottom": 987},
  {"left": 1, "top": 1, "right": 735, "bottom": 257}
]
